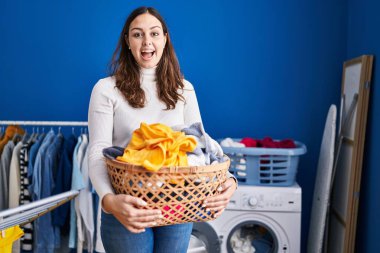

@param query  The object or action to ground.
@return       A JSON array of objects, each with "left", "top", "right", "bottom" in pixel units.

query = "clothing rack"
[
  {"left": 0, "top": 120, "right": 87, "bottom": 232},
  {"left": 0, "top": 120, "right": 88, "bottom": 126},
  {"left": 0, "top": 190, "right": 78, "bottom": 231}
]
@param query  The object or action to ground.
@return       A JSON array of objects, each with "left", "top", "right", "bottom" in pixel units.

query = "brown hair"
[{"left": 110, "top": 6, "right": 184, "bottom": 109}]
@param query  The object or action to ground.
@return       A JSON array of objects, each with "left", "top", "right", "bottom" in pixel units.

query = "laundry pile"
[
  {"left": 229, "top": 226, "right": 274, "bottom": 253},
  {"left": 116, "top": 122, "right": 197, "bottom": 171},
  {"left": 221, "top": 137, "right": 296, "bottom": 149},
  {"left": 115, "top": 122, "right": 225, "bottom": 170}
]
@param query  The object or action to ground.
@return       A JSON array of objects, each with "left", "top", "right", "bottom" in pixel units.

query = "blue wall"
[
  {"left": 346, "top": 0, "right": 380, "bottom": 252},
  {"left": 0, "top": 0, "right": 350, "bottom": 252}
]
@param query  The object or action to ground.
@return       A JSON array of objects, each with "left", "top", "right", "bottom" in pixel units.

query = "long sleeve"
[
  {"left": 87, "top": 80, "right": 115, "bottom": 208},
  {"left": 183, "top": 80, "right": 203, "bottom": 126}
]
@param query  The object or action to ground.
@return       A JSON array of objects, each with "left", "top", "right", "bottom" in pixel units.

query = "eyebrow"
[{"left": 130, "top": 26, "right": 163, "bottom": 31}]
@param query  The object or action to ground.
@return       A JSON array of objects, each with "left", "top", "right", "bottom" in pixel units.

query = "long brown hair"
[{"left": 110, "top": 6, "right": 184, "bottom": 109}]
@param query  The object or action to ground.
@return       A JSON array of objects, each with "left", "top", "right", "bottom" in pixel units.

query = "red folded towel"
[
  {"left": 240, "top": 137, "right": 296, "bottom": 148},
  {"left": 240, "top": 137, "right": 257, "bottom": 147}
]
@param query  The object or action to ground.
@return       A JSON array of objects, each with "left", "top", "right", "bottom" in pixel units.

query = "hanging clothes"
[
  {"left": 8, "top": 141, "right": 23, "bottom": 208},
  {"left": 31, "top": 131, "right": 63, "bottom": 253},
  {"left": 1, "top": 140, "right": 16, "bottom": 211},
  {"left": 52, "top": 134, "right": 77, "bottom": 233},
  {"left": 69, "top": 134, "right": 86, "bottom": 249},
  {"left": 77, "top": 147, "right": 94, "bottom": 253},
  {"left": 94, "top": 199, "right": 105, "bottom": 253},
  {"left": 8, "top": 140, "right": 24, "bottom": 253},
  {"left": 21, "top": 133, "right": 46, "bottom": 252},
  {"left": 0, "top": 122, "right": 104, "bottom": 253}
]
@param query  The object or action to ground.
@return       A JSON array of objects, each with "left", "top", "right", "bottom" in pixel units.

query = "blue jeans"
[{"left": 101, "top": 211, "right": 193, "bottom": 253}]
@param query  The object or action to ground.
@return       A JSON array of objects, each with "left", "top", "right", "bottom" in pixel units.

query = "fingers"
[
  {"left": 116, "top": 208, "right": 162, "bottom": 233},
  {"left": 203, "top": 199, "right": 228, "bottom": 218},
  {"left": 121, "top": 203, "right": 162, "bottom": 220},
  {"left": 203, "top": 198, "right": 229, "bottom": 214},
  {"left": 219, "top": 179, "right": 234, "bottom": 191},
  {"left": 212, "top": 178, "right": 235, "bottom": 193},
  {"left": 202, "top": 178, "right": 237, "bottom": 215},
  {"left": 123, "top": 219, "right": 158, "bottom": 230},
  {"left": 203, "top": 195, "right": 229, "bottom": 208},
  {"left": 112, "top": 195, "right": 164, "bottom": 233},
  {"left": 204, "top": 199, "right": 229, "bottom": 209},
  {"left": 119, "top": 195, "right": 162, "bottom": 220},
  {"left": 125, "top": 209, "right": 163, "bottom": 222},
  {"left": 123, "top": 224, "right": 146, "bottom": 234},
  {"left": 205, "top": 184, "right": 234, "bottom": 206},
  {"left": 212, "top": 208, "right": 225, "bottom": 218},
  {"left": 122, "top": 195, "right": 148, "bottom": 207}
]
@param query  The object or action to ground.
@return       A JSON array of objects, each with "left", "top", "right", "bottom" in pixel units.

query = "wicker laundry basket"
[{"left": 105, "top": 156, "right": 230, "bottom": 226}]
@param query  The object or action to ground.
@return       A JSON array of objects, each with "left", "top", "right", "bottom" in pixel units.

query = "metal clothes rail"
[
  {"left": 0, "top": 190, "right": 79, "bottom": 231},
  {"left": 0, "top": 121, "right": 88, "bottom": 126}
]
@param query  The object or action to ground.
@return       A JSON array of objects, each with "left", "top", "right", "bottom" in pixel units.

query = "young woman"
[{"left": 88, "top": 6, "right": 237, "bottom": 253}]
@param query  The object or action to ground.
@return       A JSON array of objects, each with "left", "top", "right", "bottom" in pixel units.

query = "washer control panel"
[{"left": 226, "top": 185, "right": 301, "bottom": 212}]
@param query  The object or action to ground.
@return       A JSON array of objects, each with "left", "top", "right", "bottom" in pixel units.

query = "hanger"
[
  {"left": 32, "top": 127, "right": 40, "bottom": 142},
  {"left": 21, "top": 125, "right": 29, "bottom": 143},
  {"left": 12, "top": 133, "right": 22, "bottom": 144},
  {"left": 27, "top": 127, "right": 36, "bottom": 143}
]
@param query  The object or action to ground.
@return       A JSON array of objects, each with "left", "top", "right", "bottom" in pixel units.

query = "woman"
[{"left": 88, "top": 6, "right": 237, "bottom": 253}]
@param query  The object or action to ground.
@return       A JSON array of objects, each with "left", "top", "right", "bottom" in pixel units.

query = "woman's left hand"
[{"left": 202, "top": 178, "right": 237, "bottom": 218}]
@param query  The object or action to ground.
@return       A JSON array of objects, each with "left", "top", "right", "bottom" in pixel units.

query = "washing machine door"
[
  {"left": 226, "top": 221, "right": 278, "bottom": 253},
  {"left": 188, "top": 222, "right": 220, "bottom": 253}
]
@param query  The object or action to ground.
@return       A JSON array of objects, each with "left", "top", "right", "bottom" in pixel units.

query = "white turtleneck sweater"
[{"left": 87, "top": 68, "right": 202, "bottom": 205}]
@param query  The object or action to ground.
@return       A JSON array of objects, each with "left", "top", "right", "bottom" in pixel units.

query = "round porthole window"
[{"left": 227, "top": 220, "right": 277, "bottom": 253}]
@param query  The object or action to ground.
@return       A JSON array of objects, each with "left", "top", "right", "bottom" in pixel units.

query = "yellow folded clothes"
[{"left": 117, "top": 122, "right": 197, "bottom": 172}]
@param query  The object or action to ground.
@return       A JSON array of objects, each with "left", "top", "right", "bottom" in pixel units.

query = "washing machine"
[{"left": 188, "top": 184, "right": 302, "bottom": 253}]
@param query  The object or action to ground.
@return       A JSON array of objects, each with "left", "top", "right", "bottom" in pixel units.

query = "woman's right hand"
[{"left": 102, "top": 193, "right": 163, "bottom": 233}]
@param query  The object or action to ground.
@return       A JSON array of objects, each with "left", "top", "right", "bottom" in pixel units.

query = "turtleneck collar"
[
  {"left": 140, "top": 66, "right": 156, "bottom": 76},
  {"left": 140, "top": 66, "right": 157, "bottom": 84}
]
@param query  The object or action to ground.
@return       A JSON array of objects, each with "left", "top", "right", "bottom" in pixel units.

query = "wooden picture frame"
[{"left": 327, "top": 55, "right": 373, "bottom": 253}]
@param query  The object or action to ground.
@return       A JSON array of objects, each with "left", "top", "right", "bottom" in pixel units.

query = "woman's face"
[{"left": 127, "top": 13, "right": 167, "bottom": 69}]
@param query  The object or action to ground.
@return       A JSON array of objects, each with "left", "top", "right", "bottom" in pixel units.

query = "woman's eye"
[
  {"left": 152, "top": 32, "right": 159, "bottom": 37},
  {"left": 133, "top": 33, "right": 143, "bottom": 38}
]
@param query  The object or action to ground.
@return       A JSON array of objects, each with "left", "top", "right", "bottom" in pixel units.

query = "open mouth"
[{"left": 141, "top": 51, "right": 155, "bottom": 61}]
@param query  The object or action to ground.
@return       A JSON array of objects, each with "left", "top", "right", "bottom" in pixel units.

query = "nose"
[{"left": 143, "top": 38, "right": 152, "bottom": 46}]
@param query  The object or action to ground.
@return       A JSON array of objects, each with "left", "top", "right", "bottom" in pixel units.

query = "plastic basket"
[
  {"left": 221, "top": 140, "right": 307, "bottom": 186},
  {"left": 105, "top": 156, "right": 230, "bottom": 226}
]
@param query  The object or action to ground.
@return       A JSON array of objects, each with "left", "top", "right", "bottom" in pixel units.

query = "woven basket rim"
[{"left": 105, "top": 155, "right": 230, "bottom": 174}]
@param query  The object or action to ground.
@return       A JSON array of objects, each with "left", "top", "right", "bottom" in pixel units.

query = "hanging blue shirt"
[
  {"left": 27, "top": 133, "right": 46, "bottom": 184},
  {"left": 68, "top": 134, "right": 86, "bottom": 248},
  {"left": 32, "top": 132, "right": 63, "bottom": 253},
  {"left": 52, "top": 134, "right": 77, "bottom": 227}
]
